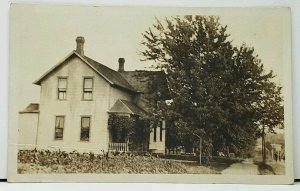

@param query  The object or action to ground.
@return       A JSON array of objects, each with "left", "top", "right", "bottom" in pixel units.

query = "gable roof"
[
  {"left": 33, "top": 51, "right": 138, "bottom": 93},
  {"left": 19, "top": 103, "right": 39, "bottom": 114},
  {"left": 120, "top": 70, "right": 171, "bottom": 100},
  {"left": 120, "top": 70, "right": 171, "bottom": 113},
  {"left": 83, "top": 56, "right": 137, "bottom": 93},
  {"left": 108, "top": 99, "right": 148, "bottom": 116}
]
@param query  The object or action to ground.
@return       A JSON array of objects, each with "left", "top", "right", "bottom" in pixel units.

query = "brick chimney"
[
  {"left": 76, "top": 36, "right": 85, "bottom": 56},
  {"left": 118, "top": 58, "right": 125, "bottom": 72}
]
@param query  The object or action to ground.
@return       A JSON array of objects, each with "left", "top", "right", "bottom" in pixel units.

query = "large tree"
[{"left": 141, "top": 16, "right": 283, "bottom": 161}]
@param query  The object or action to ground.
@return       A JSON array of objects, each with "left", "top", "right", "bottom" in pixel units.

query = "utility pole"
[
  {"left": 190, "top": 131, "right": 203, "bottom": 166},
  {"left": 199, "top": 136, "right": 202, "bottom": 165},
  {"left": 262, "top": 126, "right": 266, "bottom": 163}
]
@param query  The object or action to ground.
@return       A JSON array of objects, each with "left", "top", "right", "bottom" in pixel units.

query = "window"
[
  {"left": 159, "top": 121, "right": 163, "bottom": 142},
  {"left": 55, "top": 116, "right": 65, "bottom": 140},
  {"left": 80, "top": 117, "right": 91, "bottom": 141},
  {"left": 83, "top": 77, "right": 93, "bottom": 100},
  {"left": 58, "top": 77, "right": 67, "bottom": 100},
  {"left": 153, "top": 126, "right": 157, "bottom": 142}
]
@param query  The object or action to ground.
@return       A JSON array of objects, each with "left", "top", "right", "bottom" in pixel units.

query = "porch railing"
[{"left": 109, "top": 142, "right": 129, "bottom": 152}]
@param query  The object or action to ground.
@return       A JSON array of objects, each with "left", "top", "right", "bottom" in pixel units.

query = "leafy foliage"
[
  {"left": 17, "top": 149, "right": 216, "bottom": 174},
  {"left": 108, "top": 114, "right": 151, "bottom": 151},
  {"left": 108, "top": 114, "right": 135, "bottom": 142},
  {"left": 140, "top": 16, "right": 284, "bottom": 158}
]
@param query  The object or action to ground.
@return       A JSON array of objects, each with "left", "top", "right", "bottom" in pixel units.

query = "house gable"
[
  {"left": 33, "top": 51, "right": 138, "bottom": 94},
  {"left": 36, "top": 55, "right": 115, "bottom": 152},
  {"left": 108, "top": 99, "right": 148, "bottom": 116}
]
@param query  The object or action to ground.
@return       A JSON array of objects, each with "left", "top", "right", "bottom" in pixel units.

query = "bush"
[
  {"left": 17, "top": 149, "right": 217, "bottom": 174},
  {"left": 164, "top": 154, "right": 198, "bottom": 161}
]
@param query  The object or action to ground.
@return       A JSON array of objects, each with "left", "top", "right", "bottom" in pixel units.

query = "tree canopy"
[{"left": 140, "top": 16, "right": 284, "bottom": 158}]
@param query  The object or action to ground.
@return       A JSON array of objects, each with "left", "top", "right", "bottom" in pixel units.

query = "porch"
[
  {"left": 108, "top": 142, "right": 129, "bottom": 152},
  {"left": 107, "top": 99, "right": 150, "bottom": 153}
]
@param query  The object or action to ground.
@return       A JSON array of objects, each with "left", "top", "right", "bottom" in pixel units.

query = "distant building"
[
  {"left": 18, "top": 37, "right": 170, "bottom": 154},
  {"left": 255, "top": 133, "right": 285, "bottom": 161}
]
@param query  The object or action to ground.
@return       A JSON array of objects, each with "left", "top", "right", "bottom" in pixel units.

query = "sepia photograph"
[{"left": 7, "top": 4, "right": 293, "bottom": 184}]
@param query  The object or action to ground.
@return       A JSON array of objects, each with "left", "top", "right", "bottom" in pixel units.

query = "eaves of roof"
[{"left": 33, "top": 51, "right": 138, "bottom": 94}]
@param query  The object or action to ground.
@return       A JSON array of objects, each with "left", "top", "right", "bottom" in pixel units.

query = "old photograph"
[{"left": 8, "top": 4, "right": 293, "bottom": 184}]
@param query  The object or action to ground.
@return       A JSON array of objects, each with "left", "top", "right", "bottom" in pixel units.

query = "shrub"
[{"left": 17, "top": 149, "right": 217, "bottom": 174}]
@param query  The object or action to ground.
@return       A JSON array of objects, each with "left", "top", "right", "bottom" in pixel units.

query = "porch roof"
[
  {"left": 108, "top": 99, "right": 148, "bottom": 116},
  {"left": 19, "top": 103, "right": 39, "bottom": 114}
]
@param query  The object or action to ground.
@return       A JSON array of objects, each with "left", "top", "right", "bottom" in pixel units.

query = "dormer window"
[
  {"left": 83, "top": 77, "right": 93, "bottom": 100},
  {"left": 58, "top": 77, "right": 67, "bottom": 100}
]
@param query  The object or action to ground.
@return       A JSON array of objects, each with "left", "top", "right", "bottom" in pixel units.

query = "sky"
[{"left": 10, "top": 4, "right": 290, "bottom": 115}]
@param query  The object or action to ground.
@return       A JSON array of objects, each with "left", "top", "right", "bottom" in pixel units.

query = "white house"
[{"left": 18, "top": 36, "right": 169, "bottom": 154}]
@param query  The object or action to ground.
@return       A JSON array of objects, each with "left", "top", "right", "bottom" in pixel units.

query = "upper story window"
[
  {"left": 55, "top": 116, "right": 65, "bottom": 140},
  {"left": 83, "top": 77, "right": 93, "bottom": 100},
  {"left": 58, "top": 77, "right": 67, "bottom": 100}
]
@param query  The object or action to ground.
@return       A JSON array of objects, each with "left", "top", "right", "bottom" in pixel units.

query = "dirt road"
[{"left": 221, "top": 158, "right": 259, "bottom": 175}]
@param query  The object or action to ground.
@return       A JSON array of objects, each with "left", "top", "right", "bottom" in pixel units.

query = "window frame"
[
  {"left": 57, "top": 77, "right": 68, "bottom": 100},
  {"left": 80, "top": 116, "right": 91, "bottom": 142},
  {"left": 159, "top": 121, "right": 163, "bottom": 142},
  {"left": 82, "top": 77, "right": 94, "bottom": 101},
  {"left": 54, "top": 115, "right": 65, "bottom": 140}
]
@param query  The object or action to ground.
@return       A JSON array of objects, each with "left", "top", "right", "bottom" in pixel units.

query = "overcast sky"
[{"left": 10, "top": 5, "right": 290, "bottom": 115}]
